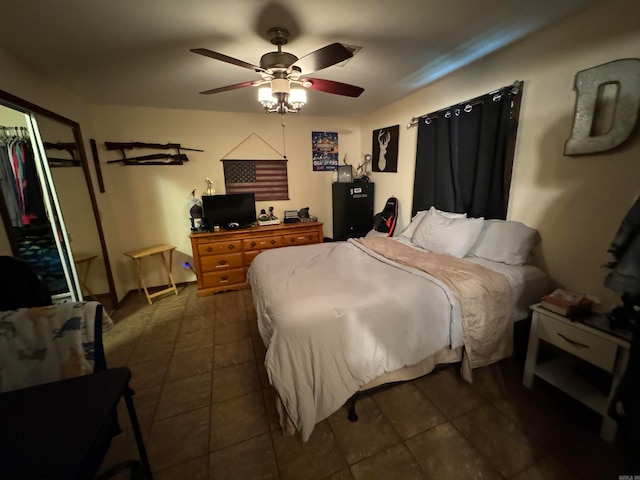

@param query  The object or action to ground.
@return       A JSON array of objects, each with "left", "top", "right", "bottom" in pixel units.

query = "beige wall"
[
  {"left": 88, "top": 105, "right": 361, "bottom": 297},
  {"left": 362, "top": 0, "right": 640, "bottom": 309},
  {"left": 2, "top": 0, "right": 639, "bottom": 307}
]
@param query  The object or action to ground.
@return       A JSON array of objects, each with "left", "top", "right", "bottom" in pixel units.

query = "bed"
[{"left": 247, "top": 207, "right": 548, "bottom": 441}]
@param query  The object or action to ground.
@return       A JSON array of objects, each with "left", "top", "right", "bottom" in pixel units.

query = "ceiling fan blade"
[
  {"left": 292, "top": 43, "right": 353, "bottom": 74},
  {"left": 190, "top": 48, "right": 264, "bottom": 72},
  {"left": 199, "top": 81, "right": 256, "bottom": 95},
  {"left": 306, "top": 78, "right": 364, "bottom": 98}
]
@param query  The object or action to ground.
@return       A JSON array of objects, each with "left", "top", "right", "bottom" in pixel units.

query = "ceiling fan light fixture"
[
  {"left": 193, "top": 25, "right": 364, "bottom": 114},
  {"left": 258, "top": 86, "right": 276, "bottom": 110},
  {"left": 271, "top": 78, "right": 290, "bottom": 95},
  {"left": 257, "top": 80, "right": 306, "bottom": 114},
  {"left": 289, "top": 88, "right": 307, "bottom": 109}
]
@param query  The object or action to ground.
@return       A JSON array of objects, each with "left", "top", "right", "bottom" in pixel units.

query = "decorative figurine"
[
  {"left": 258, "top": 209, "right": 270, "bottom": 222},
  {"left": 205, "top": 177, "right": 215, "bottom": 196},
  {"left": 298, "top": 207, "right": 310, "bottom": 218},
  {"left": 268, "top": 206, "right": 277, "bottom": 220},
  {"left": 189, "top": 189, "right": 203, "bottom": 231}
]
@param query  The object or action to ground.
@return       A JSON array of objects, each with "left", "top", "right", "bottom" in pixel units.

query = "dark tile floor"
[{"left": 100, "top": 284, "right": 631, "bottom": 479}]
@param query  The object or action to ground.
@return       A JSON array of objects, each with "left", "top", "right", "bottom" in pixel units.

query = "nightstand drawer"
[
  {"left": 200, "top": 253, "right": 243, "bottom": 272},
  {"left": 243, "top": 236, "right": 283, "bottom": 251},
  {"left": 538, "top": 316, "right": 617, "bottom": 371},
  {"left": 198, "top": 240, "right": 242, "bottom": 256},
  {"left": 202, "top": 268, "right": 245, "bottom": 288}
]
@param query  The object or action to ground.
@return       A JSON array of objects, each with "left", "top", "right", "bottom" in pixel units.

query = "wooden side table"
[
  {"left": 523, "top": 304, "right": 631, "bottom": 443},
  {"left": 124, "top": 244, "right": 178, "bottom": 305},
  {"left": 73, "top": 253, "right": 99, "bottom": 301}
]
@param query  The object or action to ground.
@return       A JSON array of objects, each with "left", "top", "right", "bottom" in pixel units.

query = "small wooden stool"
[
  {"left": 123, "top": 244, "right": 179, "bottom": 305},
  {"left": 73, "top": 253, "right": 99, "bottom": 301}
]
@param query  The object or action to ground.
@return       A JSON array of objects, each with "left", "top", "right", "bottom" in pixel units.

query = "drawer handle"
[
  {"left": 250, "top": 241, "right": 256, "bottom": 248},
  {"left": 557, "top": 332, "right": 590, "bottom": 349},
  {"left": 290, "top": 238, "right": 295, "bottom": 243},
  {"left": 307, "top": 235, "right": 313, "bottom": 240},
  {"left": 216, "top": 259, "right": 228, "bottom": 268},
  {"left": 228, "top": 245, "right": 235, "bottom": 250},
  {"left": 270, "top": 239, "right": 276, "bottom": 245},
  {"left": 220, "top": 275, "right": 229, "bottom": 282},
  {"left": 206, "top": 246, "right": 213, "bottom": 252}
]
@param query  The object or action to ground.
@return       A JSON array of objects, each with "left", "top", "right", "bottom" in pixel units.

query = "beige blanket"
[{"left": 357, "top": 237, "right": 513, "bottom": 381}]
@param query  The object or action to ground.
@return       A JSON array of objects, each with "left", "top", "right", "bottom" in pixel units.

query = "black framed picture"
[{"left": 372, "top": 125, "right": 399, "bottom": 173}]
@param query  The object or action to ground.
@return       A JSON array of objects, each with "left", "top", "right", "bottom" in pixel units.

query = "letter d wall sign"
[{"left": 565, "top": 58, "right": 640, "bottom": 155}]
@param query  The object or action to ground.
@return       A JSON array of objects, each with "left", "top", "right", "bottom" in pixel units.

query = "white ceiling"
[{"left": 0, "top": 0, "right": 602, "bottom": 117}]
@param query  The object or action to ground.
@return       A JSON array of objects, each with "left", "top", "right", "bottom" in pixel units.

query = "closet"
[{"left": 0, "top": 91, "right": 116, "bottom": 308}]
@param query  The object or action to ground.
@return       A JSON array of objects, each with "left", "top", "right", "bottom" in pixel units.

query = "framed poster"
[
  {"left": 372, "top": 125, "right": 399, "bottom": 172},
  {"left": 312, "top": 131, "right": 338, "bottom": 171}
]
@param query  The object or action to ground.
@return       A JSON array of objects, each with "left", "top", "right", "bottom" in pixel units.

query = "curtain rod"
[{"left": 407, "top": 80, "right": 522, "bottom": 128}]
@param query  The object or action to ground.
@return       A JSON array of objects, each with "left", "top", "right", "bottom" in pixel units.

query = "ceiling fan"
[{"left": 191, "top": 27, "right": 364, "bottom": 113}]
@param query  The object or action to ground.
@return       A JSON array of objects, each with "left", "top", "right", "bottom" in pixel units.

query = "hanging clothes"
[
  {"left": 0, "top": 127, "right": 46, "bottom": 227},
  {"left": 0, "top": 126, "right": 67, "bottom": 296},
  {"left": 0, "top": 140, "right": 22, "bottom": 226}
]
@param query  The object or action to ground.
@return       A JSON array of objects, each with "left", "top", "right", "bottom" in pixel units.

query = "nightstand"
[{"left": 523, "top": 304, "right": 631, "bottom": 443}]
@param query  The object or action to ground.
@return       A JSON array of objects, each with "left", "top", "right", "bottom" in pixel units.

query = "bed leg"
[{"left": 347, "top": 395, "right": 358, "bottom": 422}]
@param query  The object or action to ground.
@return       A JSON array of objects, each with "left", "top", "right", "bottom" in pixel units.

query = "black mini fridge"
[{"left": 332, "top": 182, "right": 374, "bottom": 241}]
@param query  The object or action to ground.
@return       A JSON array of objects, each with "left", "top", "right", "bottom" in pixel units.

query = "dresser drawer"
[
  {"left": 198, "top": 240, "right": 242, "bottom": 256},
  {"left": 243, "top": 236, "right": 284, "bottom": 251},
  {"left": 202, "top": 268, "right": 245, "bottom": 288},
  {"left": 244, "top": 250, "right": 261, "bottom": 266},
  {"left": 284, "top": 230, "right": 320, "bottom": 246},
  {"left": 200, "top": 252, "right": 244, "bottom": 272},
  {"left": 537, "top": 315, "right": 617, "bottom": 371}
]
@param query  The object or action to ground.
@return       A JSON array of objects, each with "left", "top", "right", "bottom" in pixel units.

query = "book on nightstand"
[{"left": 540, "top": 288, "right": 593, "bottom": 317}]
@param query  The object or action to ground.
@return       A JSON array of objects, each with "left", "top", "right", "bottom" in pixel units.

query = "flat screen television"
[{"left": 202, "top": 193, "right": 257, "bottom": 230}]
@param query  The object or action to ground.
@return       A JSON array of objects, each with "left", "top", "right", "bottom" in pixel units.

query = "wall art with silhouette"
[{"left": 372, "top": 125, "right": 399, "bottom": 173}]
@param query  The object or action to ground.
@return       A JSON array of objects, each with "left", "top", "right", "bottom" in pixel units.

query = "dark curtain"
[{"left": 412, "top": 84, "right": 521, "bottom": 219}]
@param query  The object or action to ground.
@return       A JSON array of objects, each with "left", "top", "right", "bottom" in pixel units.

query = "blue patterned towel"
[{"left": 0, "top": 301, "right": 114, "bottom": 393}]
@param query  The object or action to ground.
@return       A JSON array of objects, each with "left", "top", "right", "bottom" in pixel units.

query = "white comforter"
[{"left": 248, "top": 239, "right": 509, "bottom": 441}]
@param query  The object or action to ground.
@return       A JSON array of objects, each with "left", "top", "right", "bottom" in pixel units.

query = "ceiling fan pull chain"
[{"left": 281, "top": 115, "right": 287, "bottom": 159}]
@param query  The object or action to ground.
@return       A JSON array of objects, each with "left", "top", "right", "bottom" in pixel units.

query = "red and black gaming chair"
[{"left": 373, "top": 197, "right": 398, "bottom": 237}]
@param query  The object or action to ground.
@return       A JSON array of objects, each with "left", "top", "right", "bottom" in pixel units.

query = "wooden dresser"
[{"left": 190, "top": 221, "right": 324, "bottom": 297}]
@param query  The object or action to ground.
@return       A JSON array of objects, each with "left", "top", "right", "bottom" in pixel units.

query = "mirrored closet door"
[{"left": 0, "top": 90, "right": 116, "bottom": 310}]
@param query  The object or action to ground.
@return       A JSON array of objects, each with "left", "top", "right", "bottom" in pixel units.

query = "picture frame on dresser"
[{"left": 337, "top": 165, "right": 353, "bottom": 183}]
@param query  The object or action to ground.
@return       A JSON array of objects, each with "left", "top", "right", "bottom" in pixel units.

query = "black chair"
[
  {"left": 372, "top": 197, "right": 399, "bottom": 237},
  {"left": 0, "top": 255, "right": 52, "bottom": 311},
  {"left": 0, "top": 255, "right": 151, "bottom": 479}
]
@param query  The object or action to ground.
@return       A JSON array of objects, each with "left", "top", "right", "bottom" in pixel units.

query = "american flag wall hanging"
[{"left": 222, "top": 159, "right": 289, "bottom": 201}]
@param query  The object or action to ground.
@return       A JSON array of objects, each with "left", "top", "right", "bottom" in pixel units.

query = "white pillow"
[
  {"left": 411, "top": 207, "right": 484, "bottom": 258},
  {"left": 466, "top": 219, "right": 540, "bottom": 265},
  {"left": 398, "top": 208, "right": 466, "bottom": 239}
]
